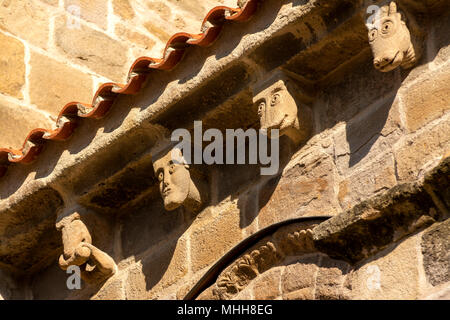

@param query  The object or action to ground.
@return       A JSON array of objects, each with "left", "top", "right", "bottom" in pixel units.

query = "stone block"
[
  {"left": 233, "top": 287, "right": 253, "bottom": 300},
  {"left": 146, "top": 1, "right": 172, "bottom": 21},
  {"left": 112, "top": 0, "right": 135, "bottom": 21},
  {"left": 403, "top": 66, "right": 450, "bottom": 132},
  {"left": 0, "top": 31, "right": 25, "bottom": 98},
  {"left": 236, "top": 186, "right": 259, "bottom": 235},
  {"left": 120, "top": 196, "right": 185, "bottom": 258},
  {"left": 40, "top": 0, "right": 58, "bottom": 5},
  {"left": 281, "top": 255, "right": 319, "bottom": 294},
  {"left": 252, "top": 268, "right": 281, "bottom": 300},
  {"left": 350, "top": 235, "right": 420, "bottom": 300},
  {"left": 144, "top": 21, "right": 172, "bottom": 43},
  {"left": 65, "top": 0, "right": 109, "bottom": 29},
  {"left": 190, "top": 201, "right": 242, "bottom": 272},
  {"left": 167, "top": 0, "right": 206, "bottom": 20},
  {"left": 29, "top": 51, "right": 93, "bottom": 115},
  {"left": 215, "top": 162, "right": 261, "bottom": 203},
  {"left": 421, "top": 219, "right": 450, "bottom": 287},
  {"left": 0, "top": 0, "right": 50, "bottom": 48},
  {"left": 125, "top": 238, "right": 188, "bottom": 299},
  {"left": 0, "top": 96, "right": 53, "bottom": 150},
  {"left": 282, "top": 288, "right": 314, "bottom": 300},
  {"left": 423, "top": 155, "right": 450, "bottom": 210},
  {"left": 318, "top": 54, "right": 402, "bottom": 129},
  {"left": 395, "top": 115, "right": 450, "bottom": 182},
  {"left": 315, "top": 256, "right": 350, "bottom": 300},
  {"left": 55, "top": 15, "right": 128, "bottom": 81},
  {"left": 258, "top": 148, "right": 340, "bottom": 229},
  {"left": 431, "top": 12, "right": 450, "bottom": 66},
  {"left": 30, "top": 263, "right": 75, "bottom": 300},
  {"left": 115, "top": 23, "right": 156, "bottom": 49},
  {"left": 334, "top": 95, "right": 403, "bottom": 175},
  {"left": 92, "top": 276, "right": 125, "bottom": 300},
  {"left": 338, "top": 153, "right": 397, "bottom": 211}
]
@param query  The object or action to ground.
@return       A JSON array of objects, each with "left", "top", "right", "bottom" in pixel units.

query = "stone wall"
[
  {"left": 27, "top": 5, "right": 450, "bottom": 298},
  {"left": 0, "top": 0, "right": 235, "bottom": 149}
]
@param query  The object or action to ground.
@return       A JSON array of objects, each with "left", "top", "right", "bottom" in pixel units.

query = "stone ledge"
[{"left": 312, "top": 155, "right": 449, "bottom": 264}]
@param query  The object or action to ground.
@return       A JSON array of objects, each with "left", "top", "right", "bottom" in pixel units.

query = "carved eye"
[
  {"left": 168, "top": 164, "right": 176, "bottom": 174},
  {"left": 381, "top": 21, "right": 394, "bottom": 34},
  {"left": 270, "top": 93, "right": 281, "bottom": 106},
  {"left": 258, "top": 102, "right": 265, "bottom": 116},
  {"left": 368, "top": 29, "right": 378, "bottom": 41},
  {"left": 158, "top": 172, "right": 163, "bottom": 182}
]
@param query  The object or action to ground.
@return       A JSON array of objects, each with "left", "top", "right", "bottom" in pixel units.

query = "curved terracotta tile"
[
  {"left": 111, "top": 74, "right": 147, "bottom": 95},
  {"left": 187, "top": 26, "right": 223, "bottom": 46},
  {"left": 43, "top": 117, "right": 78, "bottom": 141},
  {"left": 149, "top": 48, "right": 186, "bottom": 70},
  {"left": 227, "top": 0, "right": 259, "bottom": 21},
  {"left": 203, "top": 6, "right": 238, "bottom": 24}
]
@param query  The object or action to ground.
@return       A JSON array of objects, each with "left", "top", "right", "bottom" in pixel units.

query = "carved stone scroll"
[
  {"left": 199, "top": 222, "right": 318, "bottom": 300},
  {"left": 55, "top": 212, "right": 116, "bottom": 283},
  {"left": 366, "top": 2, "right": 419, "bottom": 72}
]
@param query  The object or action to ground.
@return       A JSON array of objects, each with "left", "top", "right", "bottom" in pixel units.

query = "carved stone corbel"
[
  {"left": 366, "top": 1, "right": 422, "bottom": 72},
  {"left": 251, "top": 70, "right": 313, "bottom": 145},
  {"left": 55, "top": 212, "right": 116, "bottom": 283},
  {"left": 152, "top": 144, "right": 209, "bottom": 213}
]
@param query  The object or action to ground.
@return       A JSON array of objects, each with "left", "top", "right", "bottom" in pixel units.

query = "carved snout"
[{"left": 58, "top": 244, "right": 92, "bottom": 270}]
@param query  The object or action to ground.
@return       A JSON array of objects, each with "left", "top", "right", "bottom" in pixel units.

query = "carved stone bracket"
[
  {"left": 55, "top": 212, "right": 117, "bottom": 283},
  {"left": 366, "top": 1, "right": 422, "bottom": 72},
  {"left": 151, "top": 141, "right": 209, "bottom": 213},
  {"left": 203, "top": 223, "right": 318, "bottom": 300},
  {"left": 251, "top": 70, "right": 313, "bottom": 145}
]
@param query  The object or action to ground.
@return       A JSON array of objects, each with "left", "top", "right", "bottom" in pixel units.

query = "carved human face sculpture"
[
  {"left": 153, "top": 149, "right": 191, "bottom": 211},
  {"left": 367, "top": 2, "right": 416, "bottom": 72},
  {"left": 253, "top": 79, "right": 299, "bottom": 139}
]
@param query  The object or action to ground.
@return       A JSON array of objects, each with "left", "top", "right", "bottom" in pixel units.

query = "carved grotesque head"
[
  {"left": 56, "top": 212, "right": 92, "bottom": 268},
  {"left": 252, "top": 71, "right": 312, "bottom": 143},
  {"left": 152, "top": 147, "right": 206, "bottom": 212},
  {"left": 366, "top": 2, "right": 416, "bottom": 72},
  {"left": 55, "top": 212, "right": 116, "bottom": 283}
]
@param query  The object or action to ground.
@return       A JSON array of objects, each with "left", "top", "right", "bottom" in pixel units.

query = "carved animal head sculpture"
[
  {"left": 56, "top": 212, "right": 116, "bottom": 283},
  {"left": 366, "top": 2, "right": 417, "bottom": 72},
  {"left": 152, "top": 147, "right": 207, "bottom": 213},
  {"left": 252, "top": 70, "right": 312, "bottom": 144}
]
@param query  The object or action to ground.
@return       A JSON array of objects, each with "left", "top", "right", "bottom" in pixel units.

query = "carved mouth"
[
  {"left": 163, "top": 188, "right": 172, "bottom": 196},
  {"left": 378, "top": 51, "right": 401, "bottom": 72}
]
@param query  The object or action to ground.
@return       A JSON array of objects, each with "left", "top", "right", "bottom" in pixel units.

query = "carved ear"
[{"left": 389, "top": 2, "right": 397, "bottom": 14}]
